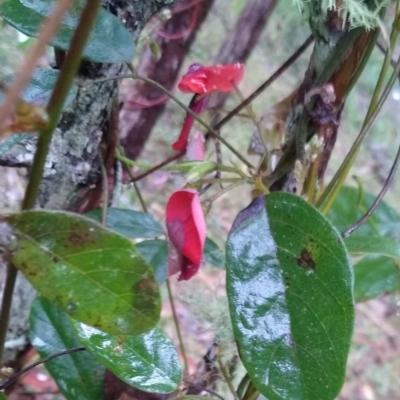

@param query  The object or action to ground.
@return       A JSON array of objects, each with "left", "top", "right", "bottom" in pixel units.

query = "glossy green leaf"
[
  {"left": 327, "top": 186, "right": 400, "bottom": 239},
  {"left": 5, "top": 210, "right": 160, "bottom": 335},
  {"left": 203, "top": 237, "right": 225, "bottom": 268},
  {"left": 226, "top": 194, "right": 354, "bottom": 400},
  {"left": 136, "top": 239, "right": 168, "bottom": 285},
  {"left": 353, "top": 255, "right": 400, "bottom": 302},
  {"left": 30, "top": 297, "right": 105, "bottom": 400},
  {"left": 86, "top": 208, "right": 164, "bottom": 238},
  {"left": 72, "top": 321, "right": 182, "bottom": 394},
  {"left": 0, "top": 69, "right": 77, "bottom": 155},
  {"left": 0, "top": 0, "right": 134, "bottom": 63}
]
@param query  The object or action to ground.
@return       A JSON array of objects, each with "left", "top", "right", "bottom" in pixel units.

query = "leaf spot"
[{"left": 296, "top": 248, "right": 316, "bottom": 271}]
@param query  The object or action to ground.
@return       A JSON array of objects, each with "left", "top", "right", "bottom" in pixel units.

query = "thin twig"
[
  {"left": 216, "top": 348, "right": 240, "bottom": 400},
  {"left": 130, "top": 151, "right": 185, "bottom": 182},
  {"left": 183, "top": 379, "right": 225, "bottom": 400},
  {"left": 212, "top": 35, "right": 313, "bottom": 132},
  {"left": 134, "top": 74, "right": 253, "bottom": 169},
  {"left": 0, "top": 347, "right": 85, "bottom": 390},
  {"left": 203, "top": 180, "right": 245, "bottom": 203},
  {"left": 342, "top": 140, "right": 400, "bottom": 237},
  {"left": 99, "top": 154, "right": 109, "bottom": 225},
  {"left": 166, "top": 279, "right": 188, "bottom": 373},
  {"left": 133, "top": 182, "right": 148, "bottom": 213},
  {"left": 0, "top": 0, "right": 74, "bottom": 136}
]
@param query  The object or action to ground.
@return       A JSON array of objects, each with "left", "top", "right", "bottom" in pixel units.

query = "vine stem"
[
  {"left": 134, "top": 74, "right": 254, "bottom": 169},
  {"left": 0, "top": 347, "right": 85, "bottom": 390},
  {"left": 216, "top": 347, "right": 240, "bottom": 400},
  {"left": 342, "top": 139, "right": 400, "bottom": 237},
  {"left": 166, "top": 279, "right": 188, "bottom": 373},
  {"left": 212, "top": 35, "right": 313, "bottom": 132},
  {"left": 89, "top": 73, "right": 253, "bottom": 169},
  {"left": 0, "top": 0, "right": 102, "bottom": 363}
]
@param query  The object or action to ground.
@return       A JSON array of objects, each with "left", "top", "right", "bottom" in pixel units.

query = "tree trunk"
[{"left": 0, "top": 0, "right": 176, "bottom": 365}]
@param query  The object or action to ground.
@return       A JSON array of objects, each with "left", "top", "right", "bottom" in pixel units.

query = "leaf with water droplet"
[{"left": 226, "top": 194, "right": 354, "bottom": 400}]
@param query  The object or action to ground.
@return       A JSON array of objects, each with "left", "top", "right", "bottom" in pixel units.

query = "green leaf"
[
  {"left": 0, "top": 393, "right": 8, "bottom": 400},
  {"left": 345, "top": 236, "right": 400, "bottom": 260},
  {"left": 0, "top": 69, "right": 77, "bottom": 107},
  {"left": 5, "top": 210, "right": 160, "bottom": 335},
  {"left": 0, "top": 69, "right": 78, "bottom": 156},
  {"left": 327, "top": 186, "right": 400, "bottom": 239},
  {"left": 226, "top": 194, "right": 354, "bottom": 400},
  {"left": 327, "top": 186, "right": 400, "bottom": 301},
  {"left": 30, "top": 297, "right": 105, "bottom": 400},
  {"left": 353, "top": 255, "right": 400, "bottom": 302},
  {"left": 344, "top": 236, "right": 400, "bottom": 259},
  {"left": 203, "top": 237, "right": 225, "bottom": 268},
  {"left": 72, "top": 321, "right": 182, "bottom": 394},
  {"left": 86, "top": 208, "right": 164, "bottom": 238},
  {"left": 0, "top": 0, "right": 134, "bottom": 63},
  {"left": 136, "top": 239, "right": 168, "bottom": 285}
]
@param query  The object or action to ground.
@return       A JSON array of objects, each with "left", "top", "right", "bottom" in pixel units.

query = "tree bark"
[
  {"left": 119, "top": 0, "right": 215, "bottom": 160},
  {"left": 270, "top": 2, "right": 378, "bottom": 193},
  {"left": 0, "top": 0, "right": 176, "bottom": 365}
]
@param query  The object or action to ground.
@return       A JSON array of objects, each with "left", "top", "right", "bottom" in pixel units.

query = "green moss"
[{"left": 292, "top": 0, "right": 388, "bottom": 29}]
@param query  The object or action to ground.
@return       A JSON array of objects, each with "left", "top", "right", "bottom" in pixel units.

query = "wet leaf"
[
  {"left": 72, "top": 321, "right": 182, "bottom": 394},
  {"left": 353, "top": 255, "right": 400, "bottom": 302},
  {"left": 0, "top": 0, "right": 134, "bottom": 63},
  {"left": 5, "top": 210, "right": 160, "bottom": 335},
  {"left": 226, "top": 194, "right": 354, "bottom": 400},
  {"left": 203, "top": 237, "right": 225, "bottom": 268},
  {"left": 136, "top": 239, "right": 168, "bottom": 285},
  {"left": 86, "top": 208, "right": 164, "bottom": 239},
  {"left": 30, "top": 297, "right": 105, "bottom": 400}
]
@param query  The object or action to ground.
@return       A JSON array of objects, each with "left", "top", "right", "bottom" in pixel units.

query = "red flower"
[
  {"left": 166, "top": 189, "right": 206, "bottom": 281},
  {"left": 178, "top": 63, "right": 245, "bottom": 94},
  {"left": 171, "top": 62, "right": 245, "bottom": 152}
]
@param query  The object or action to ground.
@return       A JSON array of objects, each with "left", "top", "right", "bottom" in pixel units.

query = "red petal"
[
  {"left": 172, "top": 95, "right": 205, "bottom": 152},
  {"left": 178, "top": 63, "right": 245, "bottom": 94},
  {"left": 166, "top": 189, "right": 206, "bottom": 281}
]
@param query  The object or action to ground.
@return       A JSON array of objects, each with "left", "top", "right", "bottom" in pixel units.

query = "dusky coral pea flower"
[
  {"left": 166, "top": 189, "right": 206, "bottom": 281},
  {"left": 178, "top": 63, "right": 245, "bottom": 94},
  {"left": 172, "top": 62, "right": 245, "bottom": 152}
]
